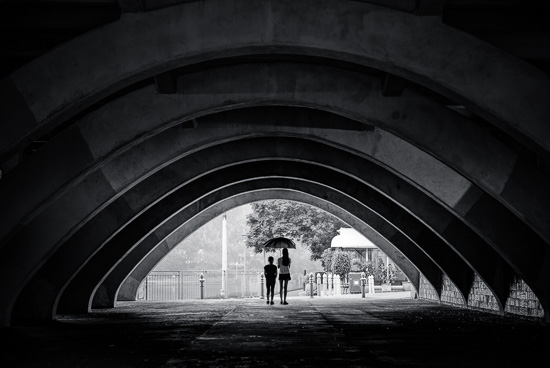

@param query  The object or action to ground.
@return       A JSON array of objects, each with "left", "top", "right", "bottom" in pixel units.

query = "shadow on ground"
[{"left": 2, "top": 293, "right": 548, "bottom": 367}]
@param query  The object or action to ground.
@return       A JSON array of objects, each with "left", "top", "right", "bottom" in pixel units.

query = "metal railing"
[{"left": 137, "top": 270, "right": 265, "bottom": 300}]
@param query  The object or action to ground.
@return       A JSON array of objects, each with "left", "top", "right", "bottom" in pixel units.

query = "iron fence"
[{"left": 137, "top": 270, "right": 266, "bottom": 300}]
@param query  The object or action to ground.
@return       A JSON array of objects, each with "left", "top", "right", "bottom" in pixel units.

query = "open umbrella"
[{"left": 263, "top": 237, "right": 296, "bottom": 249}]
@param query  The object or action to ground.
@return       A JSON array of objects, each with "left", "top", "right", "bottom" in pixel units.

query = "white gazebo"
[{"left": 330, "top": 228, "right": 379, "bottom": 262}]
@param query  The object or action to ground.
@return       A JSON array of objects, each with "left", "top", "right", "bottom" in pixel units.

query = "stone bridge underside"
[{"left": 0, "top": 0, "right": 549, "bottom": 326}]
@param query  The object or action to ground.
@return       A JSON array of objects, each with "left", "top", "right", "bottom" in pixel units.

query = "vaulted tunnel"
[{"left": 1, "top": 0, "right": 549, "bottom": 334}]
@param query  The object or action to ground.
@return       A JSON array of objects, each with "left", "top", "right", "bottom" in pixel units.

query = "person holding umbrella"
[
  {"left": 262, "top": 237, "right": 295, "bottom": 305},
  {"left": 278, "top": 248, "right": 291, "bottom": 305}
]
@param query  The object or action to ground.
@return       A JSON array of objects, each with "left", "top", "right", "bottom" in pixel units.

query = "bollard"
[
  {"left": 309, "top": 272, "right": 314, "bottom": 298},
  {"left": 328, "top": 272, "right": 333, "bottom": 296},
  {"left": 361, "top": 272, "right": 367, "bottom": 298},
  {"left": 316, "top": 273, "right": 322, "bottom": 298},
  {"left": 335, "top": 275, "right": 341, "bottom": 295},
  {"left": 322, "top": 273, "right": 327, "bottom": 296},
  {"left": 368, "top": 275, "right": 374, "bottom": 294},
  {"left": 199, "top": 273, "right": 205, "bottom": 299},
  {"left": 260, "top": 273, "right": 265, "bottom": 299}
]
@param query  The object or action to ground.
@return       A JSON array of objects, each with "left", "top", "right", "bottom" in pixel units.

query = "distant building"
[{"left": 330, "top": 228, "right": 407, "bottom": 282}]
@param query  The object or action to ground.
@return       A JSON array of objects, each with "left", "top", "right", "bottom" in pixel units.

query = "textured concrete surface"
[{"left": 2, "top": 294, "right": 548, "bottom": 367}]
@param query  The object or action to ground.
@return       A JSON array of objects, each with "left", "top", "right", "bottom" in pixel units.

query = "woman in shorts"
[{"left": 277, "top": 248, "right": 291, "bottom": 305}]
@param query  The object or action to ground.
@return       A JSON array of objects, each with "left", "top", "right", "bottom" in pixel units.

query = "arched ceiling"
[{"left": 0, "top": 0, "right": 549, "bottom": 326}]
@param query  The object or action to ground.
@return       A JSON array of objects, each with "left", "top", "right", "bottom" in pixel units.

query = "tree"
[
  {"left": 376, "top": 259, "right": 396, "bottom": 284},
  {"left": 351, "top": 258, "right": 375, "bottom": 276},
  {"left": 351, "top": 258, "right": 364, "bottom": 272},
  {"left": 245, "top": 200, "right": 346, "bottom": 260},
  {"left": 321, "top": 248, "right": 334, "bottom": 272},
  {"left": 331, "top": 251, "right": 351, "bottom": 279}
]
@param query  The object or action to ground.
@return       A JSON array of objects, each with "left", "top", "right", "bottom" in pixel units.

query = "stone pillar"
[
  {"left": 316, "top": 273, "right": 322, "bottom": 297},
  {"left": 335, "top": 276, "right": 341, "bottom": 296},
  {"left": 368, "top": 275, "right": 374, "bottom": 294}
]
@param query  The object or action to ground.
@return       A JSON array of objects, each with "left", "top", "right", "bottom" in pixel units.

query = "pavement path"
[{"left": 1, "top": 293, "right": 549, "bottom": 367}]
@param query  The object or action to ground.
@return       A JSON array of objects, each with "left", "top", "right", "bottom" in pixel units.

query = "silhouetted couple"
[{"left": 264, "top": 248, "right": 291, "bottom": 305}]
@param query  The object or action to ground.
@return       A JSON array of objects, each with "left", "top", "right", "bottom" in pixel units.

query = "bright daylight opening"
[{"left": 140, "top": 201, "right": 412, "bottom": 302}]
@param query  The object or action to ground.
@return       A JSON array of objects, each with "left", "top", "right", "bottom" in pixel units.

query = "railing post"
[
  {"left": 309, "top": 272, "right": 314, "bottom": 298},
  {"left": 328, "top": 272, "right": 333, "bottom": 296},
  {"left": 335, "top": 275, "right": 341, "bottom": 296},
  {"left": 199, "top": 273, "right": 205, "bottom": 300},
  {"left": 361, "top": 272, "right": 367, "bottom": 298},
  {"left": 322, "top": 273, "right": 327, "bottom": 296},
  {"left": 368, "top": 275, "right": 374, "bottom": 294},
  {"left": 316, "top": 273, "right": 322, "bottom": 298},
  {"left": 145, "top": 276, "right": 148, "bottom": 301},
  {"left": 260, "top": 273, "right": 265, "bottom": 299}
]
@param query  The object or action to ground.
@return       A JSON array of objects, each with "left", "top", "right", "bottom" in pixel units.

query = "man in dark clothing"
[{"left": 264, "top": 256, "right": 277, "bottom": 305}]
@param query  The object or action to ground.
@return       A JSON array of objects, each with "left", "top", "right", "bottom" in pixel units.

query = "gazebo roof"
[{"left": 330, "top": 228, "right": 377, "bottom": 249}]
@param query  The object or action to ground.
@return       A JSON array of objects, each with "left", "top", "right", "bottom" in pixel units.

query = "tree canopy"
[
  {"left": 245, "top": 200, "right": 347, "bottom": 260},
  {"left": 331, "top": 251, "right": 352, "bottom": 279}
]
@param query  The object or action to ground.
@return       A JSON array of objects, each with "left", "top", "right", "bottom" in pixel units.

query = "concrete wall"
[
  {"left": 419, "top": 273, "right": 544, "bottom": 319},
  {"left": 419, "top": 274, "right": 439, "bottom": 302},
  {"left": 467, "top": 274, "right": 500, "bottom": 312},
  {"left": 505, "top": 277, "right": 544, "bottom": 318},
  {"left": 440, "top": 274, "right": 466, "bottom": 307}
]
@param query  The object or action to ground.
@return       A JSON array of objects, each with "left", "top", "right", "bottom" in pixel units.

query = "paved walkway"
[{"left": 2, "top": 293, "right": 549, "bottom": 367}]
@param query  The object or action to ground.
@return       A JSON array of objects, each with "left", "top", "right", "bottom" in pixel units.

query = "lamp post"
[
  {"left": 361, "top": 272, "right": 366, "bottom": 298},
  {"left": 221, "top": 213, "right": 227, "bottom": 298}
]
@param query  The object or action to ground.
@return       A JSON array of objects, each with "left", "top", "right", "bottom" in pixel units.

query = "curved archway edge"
[
  {"left": 3, "top": 0, "right": 549, "bottom": 160},
  {"left": 2, "top": 64, "right": 549, "bottom": 251},
  {"left": 8, "top": 136, "right": 535, "bottom": 324},
  {"left": 104, "top": 188, "right": 422, "bottom": 307}
]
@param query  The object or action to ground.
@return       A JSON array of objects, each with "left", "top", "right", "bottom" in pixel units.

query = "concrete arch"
[
  {"left": 1, "top": 63, "right": 548, "bottom": 283},
  {"left": 55, "top": 160, "right": 466, "bottom": 316},
  {"left": 15, "top": 168, "right": 445, "bottom": 321},
  {"left": 2, "top": 59, "right": 550, "bottom": 255},
  {"left": 2, "top": 0, "right": 549, "bottom": 161},
  {"left": 14, "top": 134, "right": 516, "bottom": 320},
  {"left": 97, "top": 185, "right": 425, "bottom": 307},
  {"left": 4, "top": 129, "right": 540, "bottom": 322},
  {"left": 110, "top": 188, "right": 419, "bottom": 304},
  {"left": 11, "top": 135, "right": 491, "bottom": 322}
]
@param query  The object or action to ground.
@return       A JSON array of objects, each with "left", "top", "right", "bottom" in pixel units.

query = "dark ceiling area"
[
  {"left": 1, "top": 0, "right": 549, "bottom": 80},
  {"left": 2, "top": 0, "right": 548, "bottom": 176}
]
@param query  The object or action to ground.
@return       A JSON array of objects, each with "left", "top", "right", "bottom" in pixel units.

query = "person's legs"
[
  {"left": 283, "top": 280, "right": 289, "bottom": 304},
  {"left": 269, "top": 283, "right": 275, "bottom": 304},
  {"left": 279, "top": 280, "right": 284, "bottom": 303},
  {"left": 266, "top": 280, "right": 274, "bottom": 303}
]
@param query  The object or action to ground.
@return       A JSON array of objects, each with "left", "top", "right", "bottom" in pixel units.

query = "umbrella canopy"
[{"left": 263, "top": 237, "right": 296, "bottom": 249}]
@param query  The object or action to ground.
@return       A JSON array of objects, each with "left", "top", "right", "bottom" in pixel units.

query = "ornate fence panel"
[{"left": 137, "top": 270, "right": 263, "bottom": 300}]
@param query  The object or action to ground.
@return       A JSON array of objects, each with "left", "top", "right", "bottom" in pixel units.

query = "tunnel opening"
[{"left": 117, "top": 201, "right": 417, "bottom": 305}]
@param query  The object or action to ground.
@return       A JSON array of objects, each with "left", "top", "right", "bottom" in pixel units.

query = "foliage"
[
  {"left": 321, "top": 248, "right": 334, "bottom": 272},
  {"left": 376, "top": 259, "right": 397, "bottom": 284},
  {"left": 331, "top": 251, "right": 351, "bottom": 279},
  {"left": 364, "top": 261, "right": 375, "bottom": 276},
  {"left": 154, "top": 203, "right": 323, "bottom": 274},
  {"left": 245, "top": 200, "right": 346, "bottom": 260},
  {"left": 351, "top": 258, "right": 364, "bottom": 272},
  {"left": 351, "top": 258, "right": 375, "bottom": 276}
]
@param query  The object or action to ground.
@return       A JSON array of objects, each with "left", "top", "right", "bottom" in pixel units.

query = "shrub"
[
  {"left": 376, "top": 259, "right": 396, "bottom": 284},
  {"left": 331, "top": 251, "right": 351, "bottom": 279}
]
